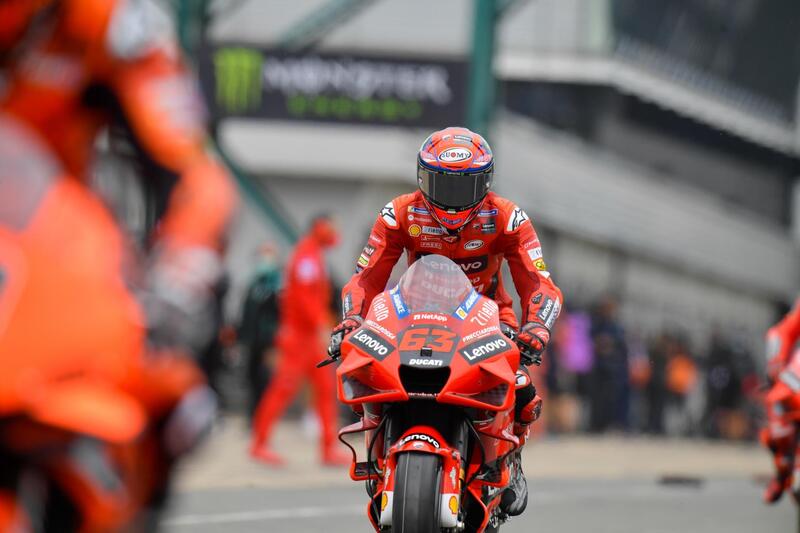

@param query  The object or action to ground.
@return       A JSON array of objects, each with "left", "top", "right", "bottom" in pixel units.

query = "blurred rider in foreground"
[
  {"left": 0, "top": 0, "right": 236, "bottom": 529},
  {"left": 0, "top": 0, "right": 236, "bottom": 348},
  {"left": 762, "top": 300, "right": 800, "bottom": 504},
  {"left": 327, "top": 127, "right": 562, "bottom": 517},
  {"left": 250, "top": 215, "right": 349, "bottom": 466}
]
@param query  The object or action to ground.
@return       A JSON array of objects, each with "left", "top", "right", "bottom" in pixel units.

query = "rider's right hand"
[{"left": 328, "top": 315, "right": 363, "bottom": 359}]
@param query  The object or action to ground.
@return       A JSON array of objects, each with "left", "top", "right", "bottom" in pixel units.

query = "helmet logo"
[{"left": 438, "top": 147, "right": 472, "bottom": 163}]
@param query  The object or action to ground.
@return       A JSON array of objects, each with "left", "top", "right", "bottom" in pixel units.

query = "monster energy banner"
[{"left": 200, "top": 45, "right": 468, "bottom": 128}]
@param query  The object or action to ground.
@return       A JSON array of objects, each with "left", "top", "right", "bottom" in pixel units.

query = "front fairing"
[{"left": 337, "top": 255, "right": 519, "bottom": 410}]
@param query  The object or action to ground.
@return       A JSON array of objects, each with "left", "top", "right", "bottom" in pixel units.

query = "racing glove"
[
  {"left": 327, "top": 315, "right": 363, "bottom": 359},
  {"left": 515, "top": 322, "right": 551, "bottom": 366}
]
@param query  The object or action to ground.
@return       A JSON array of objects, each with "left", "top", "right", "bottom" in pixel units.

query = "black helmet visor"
[{"left": 417, "top": 166, "right": 493, "bottom": 210}]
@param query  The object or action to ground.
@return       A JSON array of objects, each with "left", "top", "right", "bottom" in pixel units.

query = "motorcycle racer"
[
  {"left": 329, "top": 126, "right": 562, "bottom": 516},
  {"left": 762, "top": 299, "right": 800, "bottom": 503}
]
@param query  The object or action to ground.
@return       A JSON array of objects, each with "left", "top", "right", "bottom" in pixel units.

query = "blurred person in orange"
[
  {"left": 250, "top": 215, "right": 347, "bottom": 466},
  {"left": 327, "top": 127, "right": 562, "bottom": 517},
  {"left": 761, "top": 300, "right": 800, "bottom": 503},
  {"left": 0, "top": 0, "right": 236, "bottom": 529},
  {"left": 0, "top": 0, "right": 237, "bottom": 354},
  {"left": 0, "top": 115, "right": 212, "bottom": 531}
]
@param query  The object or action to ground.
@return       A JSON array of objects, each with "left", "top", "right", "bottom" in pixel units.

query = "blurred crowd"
[{"left": 541, "top": 296, "right": 763, "bottom": 441}]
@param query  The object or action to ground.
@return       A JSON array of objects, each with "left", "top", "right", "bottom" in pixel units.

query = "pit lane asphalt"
[{"left": 162, "top": 477, "right": 794, "bottom": 533}]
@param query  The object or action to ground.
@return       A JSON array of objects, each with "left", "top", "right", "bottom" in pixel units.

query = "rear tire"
[{"left": 392, "top": 453, "right": 441, "bottom": 533}]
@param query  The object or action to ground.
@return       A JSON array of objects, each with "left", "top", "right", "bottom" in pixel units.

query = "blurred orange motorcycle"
[{"left": 0, "top": 115, "right": 214, "bottom": 532}]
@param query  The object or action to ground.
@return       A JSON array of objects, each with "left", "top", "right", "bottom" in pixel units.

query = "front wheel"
[{"left": 392, "top": 453, "right": 441, "bottom": 533}]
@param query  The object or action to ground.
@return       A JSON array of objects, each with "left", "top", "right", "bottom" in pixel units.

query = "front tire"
[{"left": 392, "top": 453, "right": 441, "bottom": 533}]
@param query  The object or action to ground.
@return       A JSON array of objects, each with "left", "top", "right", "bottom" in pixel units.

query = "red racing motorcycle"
[{"left": 323, "top": 254, "right": 523, "bottom": 532}]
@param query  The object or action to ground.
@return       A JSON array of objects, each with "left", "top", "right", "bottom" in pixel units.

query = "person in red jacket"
[
  {"left": 762, "top": 299, "right": 800, "bottom": 503},
  {"left": 250, "top": 215, "right": 349, "bottom": 466},
  {"left": 328, "top": 127, "right": 562, "bottom": 516}
]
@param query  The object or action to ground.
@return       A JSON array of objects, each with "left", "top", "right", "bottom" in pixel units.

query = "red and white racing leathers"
[
  {"left": 342, "top": 191, "right": 563, "bottom": 332},
  {"left": 762, "top": 299, "right": 800, "bottom": 501}
]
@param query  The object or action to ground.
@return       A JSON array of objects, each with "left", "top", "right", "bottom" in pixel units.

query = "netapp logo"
[
  {"left": 413, "top": 313, "right": 448, "bottom": 322},
  {"left": 460, "top": 334, "right": 510, "bottom": 364},
  {"left": 400, "top": 433, "right": 440, "bottom": 448}
]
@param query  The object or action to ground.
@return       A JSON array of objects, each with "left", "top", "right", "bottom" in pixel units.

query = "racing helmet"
[{"left": 417, "top": 127, "right": 494, "bottom": 232}]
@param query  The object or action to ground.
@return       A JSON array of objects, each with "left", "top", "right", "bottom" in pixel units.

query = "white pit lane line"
[{"left": 163, "top": 504, "right": 364, "bottom": 527}]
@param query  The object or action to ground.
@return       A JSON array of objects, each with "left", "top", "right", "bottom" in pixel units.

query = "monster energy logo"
[{"left": 214, "top": 47, "right": 264, "bottom": 113}]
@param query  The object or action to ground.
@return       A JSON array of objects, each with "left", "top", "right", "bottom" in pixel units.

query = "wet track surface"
[{"left": 162, "top": 478, "right": 794, "bottom": 533}]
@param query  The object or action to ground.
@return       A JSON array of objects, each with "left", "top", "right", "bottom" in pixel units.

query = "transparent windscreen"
[{"left": 395, "top": 254, "right": 474, "bottom": 314}]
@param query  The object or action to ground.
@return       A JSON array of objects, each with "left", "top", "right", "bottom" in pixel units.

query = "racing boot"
[
  {"left": 500, "top": 451, "right": 528, "bottom": 516},
  {"left": 500, "top": 371, "right": 542, "bottom": 516},
  {"left": 512, "top": 370, "right": 542, "bottom": 445},
  {"left": 760, "top": 400, "right": 795, "bottom": 504}
]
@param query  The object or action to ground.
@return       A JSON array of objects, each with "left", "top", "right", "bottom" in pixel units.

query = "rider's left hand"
[{"left": 516, "top": 322, "right": 550, "bottom": 366}]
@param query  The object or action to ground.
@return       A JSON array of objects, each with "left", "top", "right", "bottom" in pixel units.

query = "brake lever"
[
  {"left": 316, "top": 357, "right": 338, "bottom": 368},
  {"left": 317, "top": 339, "right": 342, "bottom": 368}
]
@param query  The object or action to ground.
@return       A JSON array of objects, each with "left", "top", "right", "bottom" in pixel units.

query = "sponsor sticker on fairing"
[
  {"left": 461, "top": 325, "right": 500, "bottom": 343},
  {"left": 390, "top": 287, "right": 409, "bottom": 318},
  {"left": 453, "top": 289, "right": 480, "bottom": 320},
  {"left": 370, "top": 295, "right": 391, "bottom": 322},
  {"left": 469, "top": 300, "right": 498, "bottom": 327},
  {"left": 399, "top": 433, "right": 440, "bottom": 448},
  {"left": 350, "top": 328, "right": 395, "bottom": 361},
  {"left": 365, "top": 319, "right": 396, "bottom": 339},
  {"left": 408, "top": 358, "right": 444, "bottom": 367},
  {"left": 459, "top": 334, "right": 511, "bottom": 364},
  {"left": 413, "top": 313, "right": 448, "bottom": 322}
]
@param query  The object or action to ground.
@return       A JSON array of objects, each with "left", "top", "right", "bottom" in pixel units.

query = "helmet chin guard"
[{"left": 422, "top": 196, "right": 485, "bottom": 234}]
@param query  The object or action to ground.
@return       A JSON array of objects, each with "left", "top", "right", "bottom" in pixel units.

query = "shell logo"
[
  {"left": 408, "top": 224, "right": 422, "bottom": 237},
  {"left": 381, "top": 492, "right": 389, "bottom": 511},
  {"left": 448, "top": 495, "right": 459, "bottom": 515}
]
